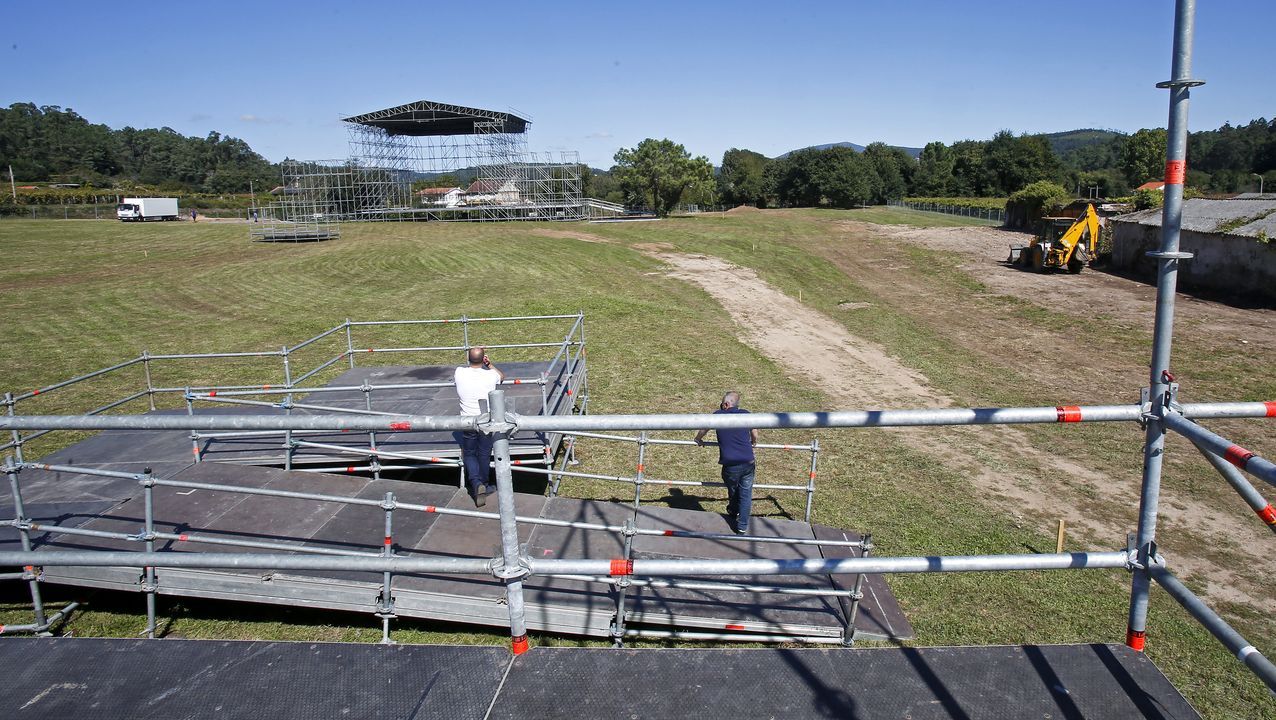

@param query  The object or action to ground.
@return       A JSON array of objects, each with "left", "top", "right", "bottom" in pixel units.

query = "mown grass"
[{"left": 0, "top": 214, "right": 1272, "bottom": 717}]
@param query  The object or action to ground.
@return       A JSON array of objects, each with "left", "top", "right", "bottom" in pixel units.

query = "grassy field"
[{"left": 0, "top": 209, "right": 1272, "bottom": 717}]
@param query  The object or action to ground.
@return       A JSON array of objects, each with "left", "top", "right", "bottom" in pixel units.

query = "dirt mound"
[{"left": 726, "top": 205, "right": 762, "bottom": 215}]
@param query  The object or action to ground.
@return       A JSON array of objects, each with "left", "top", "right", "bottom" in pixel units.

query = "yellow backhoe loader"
[{"left": 1008, "top": 203, "right": 1100, "bottom": 274}]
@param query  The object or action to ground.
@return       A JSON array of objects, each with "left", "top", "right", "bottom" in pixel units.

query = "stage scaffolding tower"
[{"left": 255, "top": 100, "right": 588, "bottom": 235}]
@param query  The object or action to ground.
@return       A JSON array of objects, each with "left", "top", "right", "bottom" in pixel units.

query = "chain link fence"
[{"left": 889, "top": 200, "right": 1005, "bottom": 224}]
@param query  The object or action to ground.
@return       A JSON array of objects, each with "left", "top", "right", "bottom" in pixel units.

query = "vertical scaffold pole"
[
  {"left": 141, "top": 351, "right": 156, "bottom": 411},
  {"left": 184, "top": 387, "right": 201, "bottom": 463},
  {"left": 281, "top": 347, "right": 295, "bottom": 471},
  {"left": 1128, "top": 0, "right": 1201, "bottom": 654},
  {"left": 488, "top": 390, "right": 529, "bottom": 655},
  {"left": 363, "top": 383, "right": 380, "bottom": 481},
  {"left": 5, "top": 457, "right": 47, "bottom": 630},
  {"left": 378, "top": 491, "right": 396, "bottom": 644},
  {"left": 141, "top": 467, "right": 157, "bottom": 638},
  {"left": 842, "top": 532, "right": 870, "bottom": 646},
  {"left": 461, "top": 315, "right": 470, "bottom": 351},
  {"left": 6, "top": 392, "right": 25, "bottom": 466},
  {"left": 344, "top": 319, "right": 355, "bottom": 369},
  {"left": 805, "top": 439, "right": 820, "bottom": 524},
  {"left": 611, "top": 432, "right": 648, "bottom": 646}
]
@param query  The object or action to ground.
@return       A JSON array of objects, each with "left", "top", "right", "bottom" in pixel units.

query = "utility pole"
[
  {"left": 1254, "top": 173, "right": 1265, "bottom": 195},
  {"left": 8, "top": 165, "right": 15, "bottom": 201}
]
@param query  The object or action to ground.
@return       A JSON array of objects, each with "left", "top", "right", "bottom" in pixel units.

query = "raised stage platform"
[
  {"left": 0, "top": 638, "right": 1198, "bottom": 719},
  {"left": 183, "top": 362, "right": 580, "bottom": 467},
  {"left": 3, "top": 444, "right": 910, "bottom": 642}
]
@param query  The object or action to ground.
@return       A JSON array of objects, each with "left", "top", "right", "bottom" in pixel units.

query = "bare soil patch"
[
  {"left": 529, "top": 228, "right": 613, "bottom": 244},
  {"left": 643, "top": 242, "right": 1275, "bottom": 611}
]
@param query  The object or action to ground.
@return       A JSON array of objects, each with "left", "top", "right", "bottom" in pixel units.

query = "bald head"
[
  {"left": 721, "top": 391, "right": 740, "bottom": 409},
  {"left": 468, "top": 347, "right": 485, "bottom": 365}
]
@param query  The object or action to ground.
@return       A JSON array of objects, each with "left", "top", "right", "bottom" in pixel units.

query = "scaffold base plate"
[{"left": 0, "top": 639, "right": 1198, "bottom": 720}]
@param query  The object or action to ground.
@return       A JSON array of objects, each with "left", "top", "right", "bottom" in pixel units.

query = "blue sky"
[{"left": 6, "top": 1, "right": 1274, "bottom": 168}]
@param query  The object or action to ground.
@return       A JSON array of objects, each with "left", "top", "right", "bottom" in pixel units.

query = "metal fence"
[
  {"left": 2, "top": 313, "right": 588, "bottom": 471},
  {"left": 889, "top": 199, "right": 1005, "bottom": 224},
  {"left": 2, "top": 391, "right": 1273, "bottom": 688},
  {"left": 1, "top": 205, "right": 254, "bottom": 221},
  {"left": 1, "top": 0, "right": 1273, "bottom": 696}
]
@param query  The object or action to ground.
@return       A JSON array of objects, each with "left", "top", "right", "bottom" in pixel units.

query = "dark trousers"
[
  {"left": 461, "top": 430, "right": 495, "bottom": 492},
  {"left": 721, "top": 462, "right": 756, "bottom": 533}
]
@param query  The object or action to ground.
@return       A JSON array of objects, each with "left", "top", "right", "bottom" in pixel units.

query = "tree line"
[
  {"left": 599, "top": 118, "right": 1276, "bottom": 214},
  {"left": 5, "top": 100, "right": 1272, "bottom": 212},
  {"left": 0, "top": 103, "right": 278, "bottom": 193}
]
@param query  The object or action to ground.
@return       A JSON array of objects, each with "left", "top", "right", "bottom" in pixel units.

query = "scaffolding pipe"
[
  {"left": 1192, "top": 442, "right": 1276, "bottom": 533},
  {"left": 1148, "top": 565, "right": 1276, "bottom": 692},
  {"left": 1128, "top": 0, "right": 1200, "bottom": 655},
  {"left": 0, "top": 549, "right": 1129, "bottom": 577},
  {"left": 5, "top": 456, "right": 47, "bottom": 629},
  {"left": 10, "top": 356, "right": 145, "bottom": 402},
  {"left": 488, "top": 390, "right": 530, "bottom": 655},
  {"left": 287, "top": 324, "right": 349, "bottom": 352},
  {"left": 8, "top": 400, "right": 1274, "bottom": 434},
  {"left": 1162, "top": 412, "right": 1276, "bottom": 489},
  {"left": 550, "top": 573, "right": 858, "bottom": 598},
  {"left": 142, "top": 468, "right": 157, "bottom": 638},
  {"left": 186, "top": 377, "right": 540, "bottom": 398}
]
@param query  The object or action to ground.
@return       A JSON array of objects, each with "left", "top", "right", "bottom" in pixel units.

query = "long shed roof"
[{"left": 1112, "top": 198, "right": 1276, "bottom": 238}]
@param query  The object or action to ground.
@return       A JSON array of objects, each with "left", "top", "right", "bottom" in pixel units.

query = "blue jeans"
[
  {"left": 721, "top": 462, "right": 756, "bottom": 532},
  {"left": 461, "top": 430, "right": 495, "bottom": 493}
]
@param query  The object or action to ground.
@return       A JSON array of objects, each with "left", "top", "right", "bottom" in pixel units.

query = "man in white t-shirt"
[{"left": 454, "top": 346, "right": 505, "bottom": 506}]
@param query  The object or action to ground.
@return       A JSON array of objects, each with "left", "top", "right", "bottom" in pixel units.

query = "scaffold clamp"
[{"left": 489, "top": 551, "right": 531, "bottom": 581}]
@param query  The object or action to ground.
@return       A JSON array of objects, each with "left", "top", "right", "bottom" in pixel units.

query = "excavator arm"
[{"left": 1057, "top": 204, "right": 1100, "bottom": 257}]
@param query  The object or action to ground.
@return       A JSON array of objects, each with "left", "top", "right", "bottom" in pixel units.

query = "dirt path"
[{"left": 637, "top": 243, "right": 1273, "bottom": 611}]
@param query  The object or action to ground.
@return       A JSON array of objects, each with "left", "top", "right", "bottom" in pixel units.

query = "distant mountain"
[{"left": 778, "top": 142, "right": 924, "bottom": 159}]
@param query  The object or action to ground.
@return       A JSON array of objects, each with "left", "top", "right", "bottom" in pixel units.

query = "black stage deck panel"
[
  {"left": 0, "top": 638, "right": 1198, "bottom": 720},
  {"left": 5, "top": 460, "right": 909, "bottom": 641}
]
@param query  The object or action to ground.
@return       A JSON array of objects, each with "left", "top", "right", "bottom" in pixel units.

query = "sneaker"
[
  {"left": 473, "top": 488, "right": 488, "bottom": 508},
  {"left": 735, "top": 527, "right": 749, "bottom": 536}
]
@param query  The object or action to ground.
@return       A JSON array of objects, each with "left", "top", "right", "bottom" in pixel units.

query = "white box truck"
[{"left": 117, "top": 198, "right": 179, "bottom": 222}]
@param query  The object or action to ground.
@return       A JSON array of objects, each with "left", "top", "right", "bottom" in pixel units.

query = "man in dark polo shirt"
[{"left": 694, "top": 391, "right": 759, "bottom": 535}]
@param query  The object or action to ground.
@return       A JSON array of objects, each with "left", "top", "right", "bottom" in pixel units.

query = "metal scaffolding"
[
  {"left": 1, "top": 0, "right": 1273, "bottom": 698},
  {"left": 255, "top": 100, "right": 596, "bottom": 230}
]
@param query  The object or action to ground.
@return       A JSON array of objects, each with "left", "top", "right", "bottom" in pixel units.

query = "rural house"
[
  {"left": 416, "top": 186, "right": 463, "bottom": 208},
  {"left": 464, "top": 178, "right": 520, "bottom": 206}
]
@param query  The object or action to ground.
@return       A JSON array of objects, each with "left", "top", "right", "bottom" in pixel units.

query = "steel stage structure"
[
  {"left": 2, "top": 0, "right": 1274, "bottom": 705},
  {"left": 253, "top": 100, "right": 612, "bottom": 240}
]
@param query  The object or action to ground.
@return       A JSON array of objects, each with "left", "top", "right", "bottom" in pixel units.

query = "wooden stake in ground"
[{"left": 1056, "top": 519, "right": 1066, "bottom": 553}]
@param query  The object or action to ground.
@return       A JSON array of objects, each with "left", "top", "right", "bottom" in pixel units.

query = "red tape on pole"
[
  {"left": 1265, "top": 401, "right": 1276, "bottom": 417},
  {"left": 1164, "top": 160, "right": 1186, "bottom": 185},
  {"left": 609, "top": 559, "right": 633, "bottom": 576},
  {"left": 384, "top": 536, "right": 392, "bottom": 546},
  {"left": 1126, "top": 628, "right": 1146, "bottom": 651},
  {"left": 424, "top": 505, "right": 437, "bottom": 513},
  {"left": 1056, "top": 406, "right": 1083, "bottom": 423},
  {"left": 1257, "top": 504, "right": 1276, "bottom": 526},
  {"left": 1223, "top": 445, "right": 1254, "bottom": 468},
  {"left": 389, "top": 422, "right": 411, "bottom": 431},
  {"left": 511, "top": 634, "right": 529, "bottom": 655},
  {"left": 178, "top": 534, "right": 189, "bottom": 542},
  {"left": 724, "top": 624, "right": 746, "bottom": 631}
]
